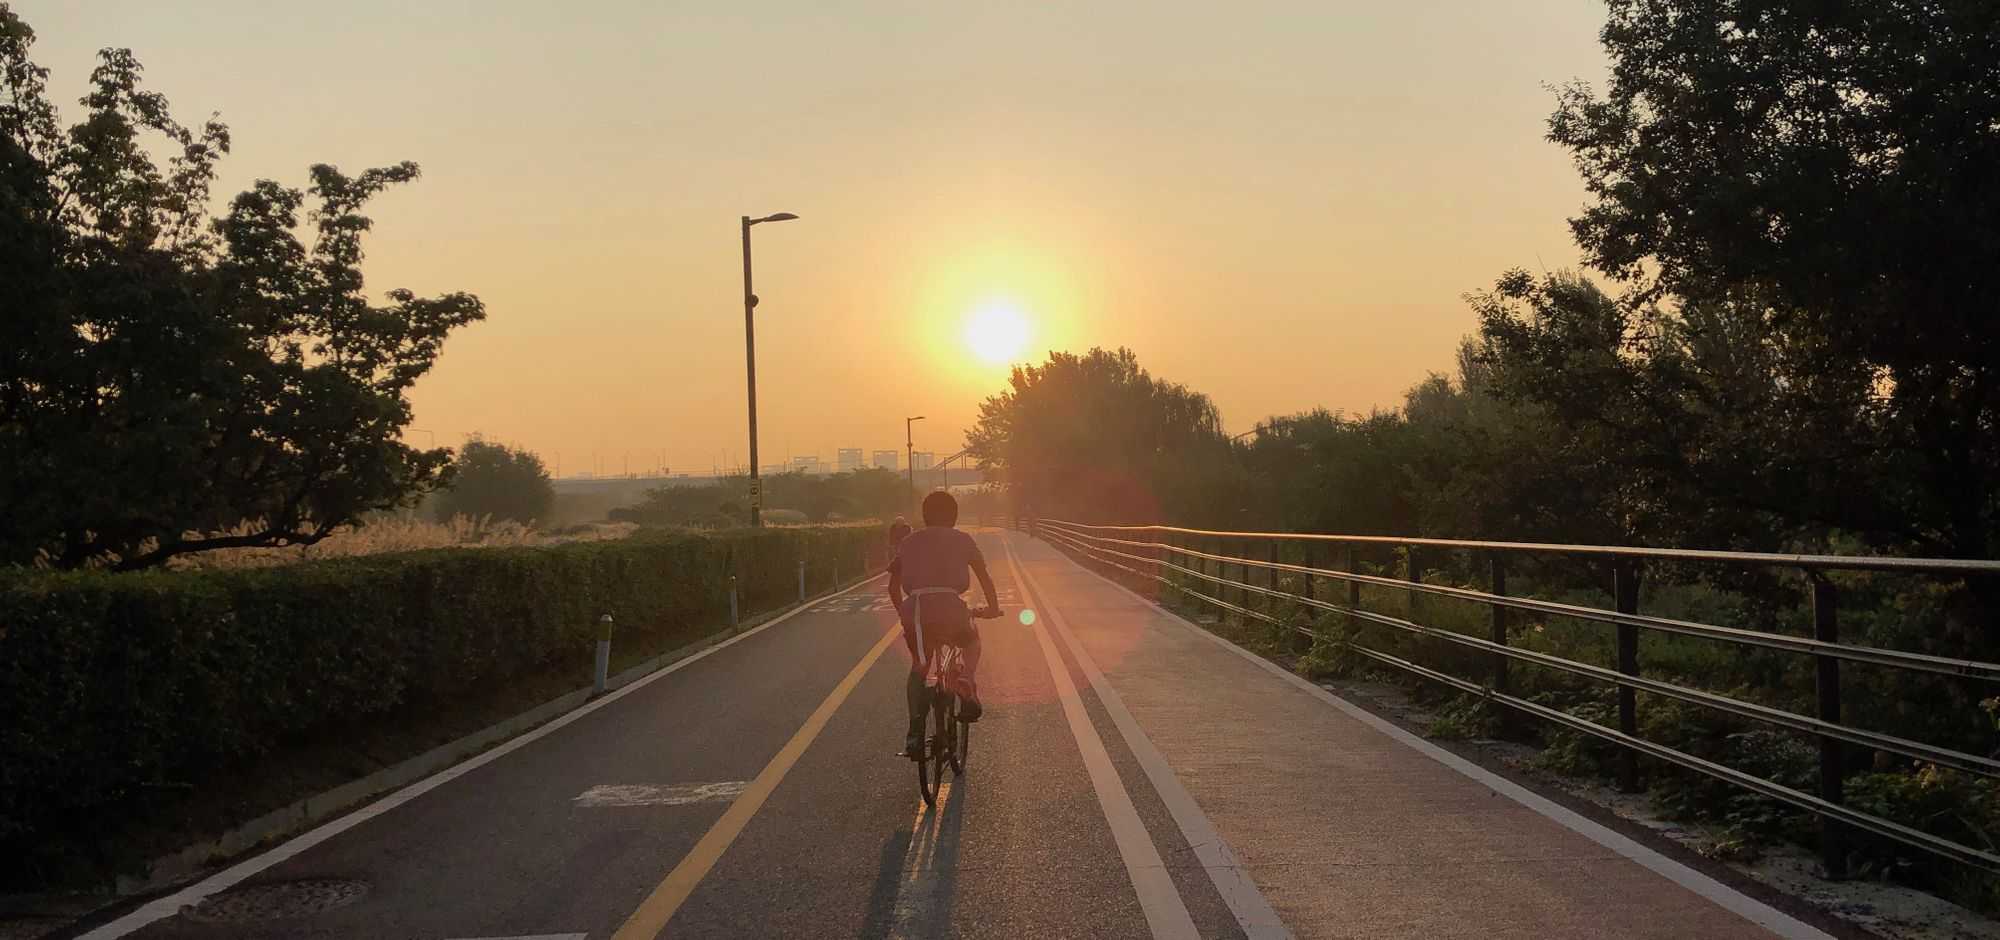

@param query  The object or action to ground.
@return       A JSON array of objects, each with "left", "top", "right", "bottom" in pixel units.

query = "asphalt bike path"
[
  {"left": 99, "top": 529, "right": 1238, "bottom": 939},
  {"left": 88, "top": 527, "right": 1826, "bottom": 939}
]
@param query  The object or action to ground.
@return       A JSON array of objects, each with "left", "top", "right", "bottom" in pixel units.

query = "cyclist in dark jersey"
[{"left": 888, "top": 491, "right": 999, "bottom": 756}]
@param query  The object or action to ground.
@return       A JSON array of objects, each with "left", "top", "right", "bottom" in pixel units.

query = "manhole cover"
[{"left": 184, "top": 879, "right": 370, "bottom": 922}]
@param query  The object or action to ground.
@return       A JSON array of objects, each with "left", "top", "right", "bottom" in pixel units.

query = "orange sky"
[{"left": 17, "top": 1, "right": 1613, "bottom": 477}]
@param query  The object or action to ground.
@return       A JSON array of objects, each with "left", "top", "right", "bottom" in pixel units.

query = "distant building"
[
  {"left": 912, "top": 451, "right": 935, "bottom": 472},
  {"left": 790, "top": 455, "right": 825, "bottom": 475},
  {"left": 873, "top": 450, "right": 899, "bottom": 471},
  {"left": 837, "top": 448, "right": 863, "bottom": 473}
]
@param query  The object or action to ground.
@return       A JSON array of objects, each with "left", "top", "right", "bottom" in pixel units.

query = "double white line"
[{"left": 1001, "top": 531, "right": 1292, "bottom": 940}]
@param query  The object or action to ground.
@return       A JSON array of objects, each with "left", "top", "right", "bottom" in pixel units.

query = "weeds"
[{"left": 166, "top": 515, "right": 636, "bottom": 570}]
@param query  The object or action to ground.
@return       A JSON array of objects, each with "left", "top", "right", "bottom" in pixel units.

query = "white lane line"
[
  {"left": 1047, "top": 545, "right": 1835, "bottom": 940},
  {"left": 1004, "top": 533, "right": 1293, "bottom": 940},
  {"left": 445, "top": 934, "right": 588, "bottom": 939},
  {"left": 573, "top": 782, "right": 748, "bottom": 807},
  {"left": 78, "top": 574, "right": 887, "bottom": 940},
  {"left": 999, "top": 539, "right": 1200, "bottom": 940}
]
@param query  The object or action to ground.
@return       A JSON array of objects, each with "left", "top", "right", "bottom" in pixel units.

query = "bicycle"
[{"left": 913, "top": 607, "right": 1000, "bottom": 808}]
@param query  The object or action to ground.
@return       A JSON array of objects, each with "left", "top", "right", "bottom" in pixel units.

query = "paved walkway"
[
  {"left": 1007, "top": 533, "right": 1819, "bottom": 939},
  {"left": 76, "top": 529, "right": 1829, "bottom": 940}
]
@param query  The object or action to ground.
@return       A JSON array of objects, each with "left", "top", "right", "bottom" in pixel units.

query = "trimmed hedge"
[{"left": 0, "top": 525, "right": 878, "bottom": 887}]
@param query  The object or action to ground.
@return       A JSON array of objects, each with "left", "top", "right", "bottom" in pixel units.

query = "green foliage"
[
  {"left": 0, "top": 7, "right": 483, "bottom": 569},
  {"left": 0, "top": 525, "right": 876, "bottom": 887},
  {"left": 1297, "top": 611, "right": 1360, "bottom": 680},
  {"left": 1547, "top": 0, "right": 2000, "bottom": 562},
  {"left": 1847, "top": 766, "right": 2000, "bottom": 894},
  {"left": 1426, "top": 694, "right": 1501, "bottom": 741},
  {"left": 433, "top": 439, "right": 555, "bottom": 526}
]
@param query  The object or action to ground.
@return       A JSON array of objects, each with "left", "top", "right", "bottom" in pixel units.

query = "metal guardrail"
[{"left": 1027, "top": 518, "right": 2000, "bottom": 876}]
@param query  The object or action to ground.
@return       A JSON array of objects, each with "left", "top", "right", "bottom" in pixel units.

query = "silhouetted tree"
[
  {"left": 0, "top": 7, "right": 483, "bottom": 568},
  {"left": 966, "top": 347, "right": 1242, "bottom": 525},
  {"left": 433, "top": 439, "right": 554, "bottom": 526},
  {"left": 1548, "top": 0, "right": 2000, "bottom": 558}
]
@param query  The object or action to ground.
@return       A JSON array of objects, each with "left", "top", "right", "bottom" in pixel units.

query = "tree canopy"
[
  {"left": 432, "top": 439, "right": 554, "bottom": 526},
  {"left": 965, "top": 347, "right": 1242, "bottom": 525},
  {"left": 1548, "top": 0, "right": 2000, "bottom": 558},
  {"left": 0, "top": 7, "right": 483, "bottom": 568}
]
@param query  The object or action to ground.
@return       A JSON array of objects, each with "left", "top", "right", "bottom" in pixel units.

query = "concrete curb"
[{"left": 117, "top": 573, "right": 882, "bottom": 899}]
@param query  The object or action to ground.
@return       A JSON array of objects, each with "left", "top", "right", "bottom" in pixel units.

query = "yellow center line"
[{"left": 612, "top": 624, "right": 902, "bottom": 940}]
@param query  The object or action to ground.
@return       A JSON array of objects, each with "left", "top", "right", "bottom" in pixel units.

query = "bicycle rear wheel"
[
  {"left": 952, "top": 713, "right": 970, "bottom": 776},
  {"left": 935, "top": 691, "right": 960, "bottom": 780}
]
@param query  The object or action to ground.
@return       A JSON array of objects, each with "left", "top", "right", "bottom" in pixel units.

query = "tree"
[
  {"left": 0, "top": 7, "right": 483, "bottom": 569},
  {"left": 966, "top": 347, "right": 1240, "bottom": 524},
  {"left": 432, "top": 439, "right": 554, "bottom": 526},
  {"left": 1548, "top": 0, "right": 2000, "bottom": 558}
]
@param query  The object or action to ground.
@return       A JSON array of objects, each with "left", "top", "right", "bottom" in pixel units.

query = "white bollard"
[
  {"left": 797, "top": 559, "right": 806, "bottom": 602},
  {"left": 593, "top": 613, "right": 613, "bottom": 696},
  {"left": 728, "top": 575, "right": 739, "bottom": 627}
]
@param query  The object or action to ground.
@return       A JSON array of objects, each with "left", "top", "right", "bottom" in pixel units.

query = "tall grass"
[{"left": 166, "top": 515, "right": 637, "bottom": 570}]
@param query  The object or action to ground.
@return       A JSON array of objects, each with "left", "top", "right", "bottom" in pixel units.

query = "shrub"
[{"left": 0, "top": 525, "right": 876, "bottom": 887}]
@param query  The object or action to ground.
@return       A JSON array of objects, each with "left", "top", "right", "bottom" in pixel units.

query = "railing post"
[
  {"left": 1489, "top": 554, "right": 1508, "bottom": 694},
  {"left": 1296, "top": 536, "right": 1312, "bottom": 652},
  {"left": 797, "top": 558, "right": 806, "bottom": 603},
  {"left": 1303, "top": 541, "right": 1317, "bottom": 604},
  {"left": 1614, "top": 559, "right": 1641, "bottom": 793},
  {"left": 1231, "top": 538, "right": 1246, "bottom": 614},
  {"left": 1813, "top": 575, "right": 1848, "bottom": 879},
  {"left": 729, "top": 574, "right": 739, "bottom": 627},
  {"left": 1268, "top": 539, "right": 1280, "bottom": 597},
  {"left": 1346, "top": 545, "right": 1362, "bottom": 620},
  {"left": 1489, "top": 554, "right": 1510, "bottom": 734},
  {"left": 1406, "top": 545, "right": 1422, "bottom": 623}
]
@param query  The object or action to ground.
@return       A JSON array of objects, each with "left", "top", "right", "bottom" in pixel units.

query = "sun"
[{"left": 963, "top": 301, "right": 1031, "bottom": 365}]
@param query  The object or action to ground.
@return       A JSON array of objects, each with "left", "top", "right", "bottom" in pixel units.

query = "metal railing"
[{"left": 1030, "top": 518, "right": 2000, "bottom": 877}]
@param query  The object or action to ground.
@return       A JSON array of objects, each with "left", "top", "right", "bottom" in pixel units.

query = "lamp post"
[
  {"left": 741, "top": 211, "right": 799, "bottom": 527},
  {"left": 905, "top": 415, "right": 926, "bottom": 510}
]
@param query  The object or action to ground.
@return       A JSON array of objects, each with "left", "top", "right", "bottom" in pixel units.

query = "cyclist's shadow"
[{"left": 860, "top": 779, "right": 970, "bottom": 937}]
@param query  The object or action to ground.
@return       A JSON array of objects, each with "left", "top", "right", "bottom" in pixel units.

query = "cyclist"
[
  {"left": 888, "top": 516, "right": 912, "bottom": 552},
  {"left": 888, "top": 491, "right": 1000, "bottom": 757}
]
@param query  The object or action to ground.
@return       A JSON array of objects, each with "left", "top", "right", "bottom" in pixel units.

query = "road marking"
[
  {"left": 573, "top": 782, "right": 748, "bottom": 807},
  {"left": 1004, "top": 532, "right": 1293, "bottom": 939},
  {"left": 445, "top": 934, "right": 587, "bottom": 940},
  {"left": 999, "top": 538, "right": 1200, "bottom": 940},
  {"left": 76, "top": 574, "right": 886, "bottom": 940},
  {"left": 611, "top": 625, "right": 902, "bottom": 940},
  {"left": 1048, "top": 542, "right": 1835, "bottom": 940}
]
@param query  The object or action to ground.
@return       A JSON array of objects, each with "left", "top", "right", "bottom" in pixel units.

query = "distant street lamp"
[
  {"left": 906, "top": 415, "right": 926, "bottom": 509},
  {"left": 741, "top": 211, "right": 800, "bottom": 527}
]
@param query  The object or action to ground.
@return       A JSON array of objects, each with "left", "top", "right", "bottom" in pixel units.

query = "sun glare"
[{"left": 964, "top": 301, "right": 1031, "bottom": 365}]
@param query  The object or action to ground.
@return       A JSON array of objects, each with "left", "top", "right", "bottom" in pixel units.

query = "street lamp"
[
  {"left": 741, "top": 211, "right": 799, "bottom": 527},
  {"left": 905, "top": 415, "right": 926, "bottom": 509}
]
